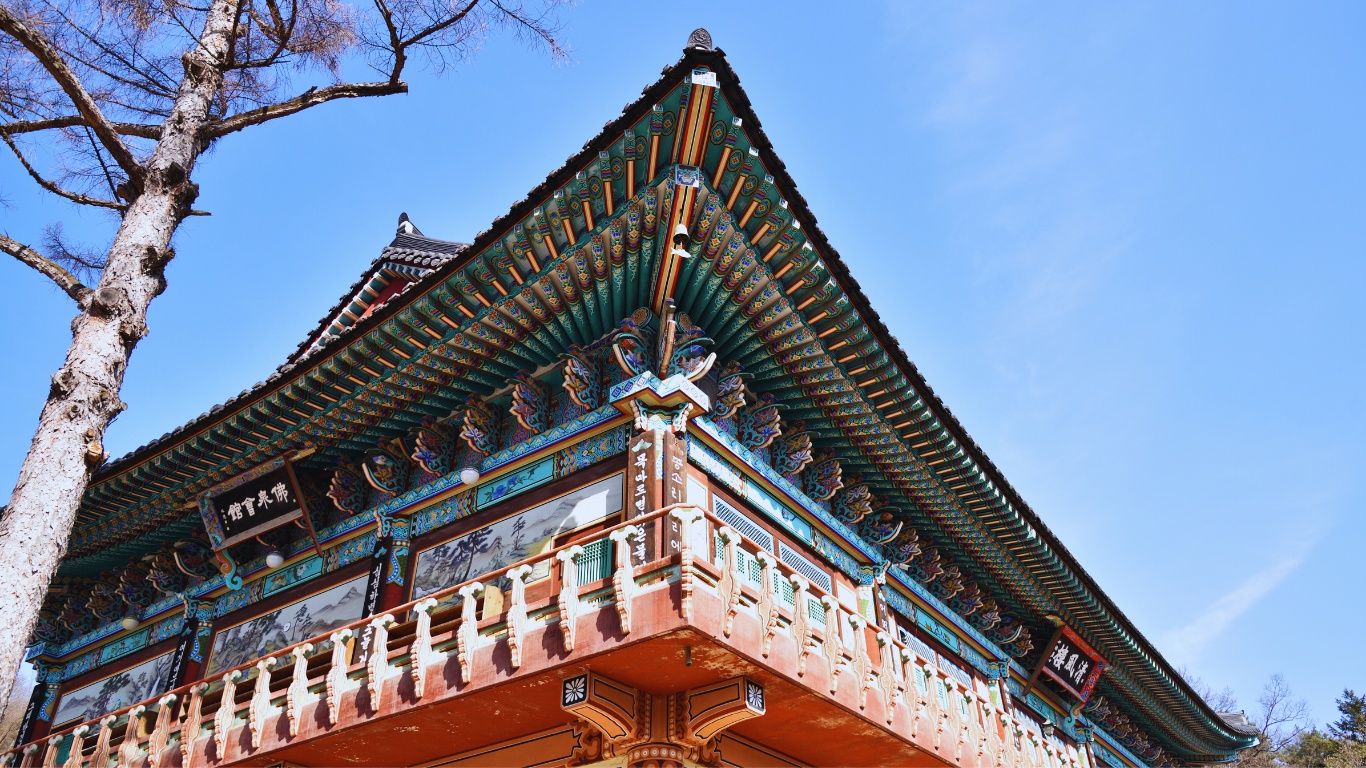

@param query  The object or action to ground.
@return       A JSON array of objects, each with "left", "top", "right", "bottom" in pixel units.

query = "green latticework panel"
[
  {"left": 775, "top": 572, "right": 795, "bottom": 605},
  {"left": 577, "top": 538, "right": 612, "bottom": 583},
  {"left": 808, "top": 597, "right": 826, "bottom": 625}
]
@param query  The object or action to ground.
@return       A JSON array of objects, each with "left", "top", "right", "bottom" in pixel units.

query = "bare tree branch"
[
  {"left": 399, "top": 0, "right": 478, "bottom": 48},
  {"left": 0, "top": 232, "right": 91, "bottom": 302},
  {"left": 1, "top": 133, "right": 129, "bottom": 210},
  {"left": 0, "top": 115, "right": 161, "bottom": 138},
  {"left": 41, "top": 223, "right": 108, "bottom": 280},
  {"left": 206, "top": 80, "right": 406, "bottom": 137},
  {"left": 0, "top": 4, "right": 145, "bottom": 186}
]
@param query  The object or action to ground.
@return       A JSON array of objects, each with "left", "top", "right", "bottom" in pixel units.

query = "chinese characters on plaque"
[
  {"left": 196, "top": 455, "right": 316, "bottom": 552},
  {"left": 1036, "top": 625, "right": 1107, "bottom": 702}
]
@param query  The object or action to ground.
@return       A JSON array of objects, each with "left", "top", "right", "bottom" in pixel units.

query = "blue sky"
[{"left": 3, "top": 1, "right": 1362, "bottom": 729}]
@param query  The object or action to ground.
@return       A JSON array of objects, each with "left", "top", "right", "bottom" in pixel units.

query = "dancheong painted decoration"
[{"left": 7, "top": 30, "right": 1257, "bottom": 768}]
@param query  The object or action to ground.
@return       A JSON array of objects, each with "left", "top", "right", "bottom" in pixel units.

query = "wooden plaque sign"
[
  {"left": 1033, "top": 624, "right": 1107, "bottom": 702},
  {"left": 197, "top": 455, "right": 313, "bottom": 551}
]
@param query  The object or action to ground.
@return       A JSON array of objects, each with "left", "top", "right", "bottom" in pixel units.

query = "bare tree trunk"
[{"left": 0, "top": 0, "right": 241, "bottom": 723}]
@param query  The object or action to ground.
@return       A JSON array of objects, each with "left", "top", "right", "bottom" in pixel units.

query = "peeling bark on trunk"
[{"left": 0, "top": 0, "right": 241, "bottom": 721}]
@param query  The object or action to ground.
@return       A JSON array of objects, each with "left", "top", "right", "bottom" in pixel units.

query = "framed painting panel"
[
  {"left": 412, "top": 472, "right": 623, "bottom": 603},
  {"left": 204, "top": 574, "right": 368, "bottom": 677},
  {"left": 53, "top": 651, "right": 174, "bottom": 728}
]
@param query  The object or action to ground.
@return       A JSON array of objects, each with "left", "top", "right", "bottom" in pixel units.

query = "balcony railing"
[{"left": 6, "top": 503, "right": 1076, "bottom": 768}]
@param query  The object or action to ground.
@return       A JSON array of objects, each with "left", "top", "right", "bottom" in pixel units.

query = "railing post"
[
  {"left": 457, "top": 582, "right": 485, "bottom": 684},
  {"left": 670, "top": 507, "right": 704, "bottom": 623},
  {"left": 213, "top": 670, "right": 241, "bottom": 756},
  {"left": 180, "top": 683, "right": 207, "bottom": 767},
  {"left": 820, "top": 595, "right": 843, "bottom": 695},
  {"left": 410, "top": 598, "right": 445, "bottom": 700},
  {"left": 147, "top": 694, "right": 177, "bottom": 768},
  {"left": 116, "top": 704, "right": 144, "bottom": 767},
  {"left": 754, "top": 551, "right": 777, "bottom": 658},
  {"left": 716, "top": 526, "right": 740, "bottom": 636},
  {"left": 58, "top": 724, "right": 86, "bottom": 768},
  {"left": 848, "top": 613, "right": 872, "bottom": 711},
  {"left": 249, "top": 657, "right": 277, "bottom": 750},
  {"left": 325, "top": 628, "right": 354, "bottom": 725},
  {"left": 609, "top": 526, "right": 641, "bottom": 635},
  {"left": 89, "top": 716, "right": 115, "bottom": 768},
  {"left": 555, "top": 546, "right": 584, "bottom": 652},
  {"left": 506, "top": 564, "right": 533, "bottom": 669},
  {"left": 790, "top": 575, "right": 812, "bottom": 677},
  {"left": 365, "top": 615, "right": 397, "bottom": 711},
  {"left": 876, "top": 632, "right": 899, "bottom": 726},
  {"left": 287, "top": 643, "right": 315, "bottom": 737}
]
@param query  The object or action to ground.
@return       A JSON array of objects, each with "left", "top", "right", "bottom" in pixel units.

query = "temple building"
[{"left": 5, "top": 31, "right": 1257, "bottom": 768}]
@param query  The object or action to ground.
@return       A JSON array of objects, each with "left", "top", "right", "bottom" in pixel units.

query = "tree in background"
[
  {"left": 1184, "top": 673, "right": 1366, "bottom": 768},
  {"left": 0, "top": 0, "right": 565, "bottom": 722},
  {"left": 1329, "top": 690, "right": 1366, "bottom": 744}
]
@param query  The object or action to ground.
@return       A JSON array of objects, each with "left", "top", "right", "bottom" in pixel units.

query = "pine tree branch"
[
  {"left": 1, "top": 133, "right": 129, "bottom": 211},
  {"left": 206, "top": 81, "right": 408, "bottom": 138},
  {"left": 0, "top": 233, "right": 92, "bottom": 303},
  {"left": 0, "top": 5, "right": 146, "bottom": 187},
  {"left": 0, "top": 116, "right": 161, "bottom": 139}
]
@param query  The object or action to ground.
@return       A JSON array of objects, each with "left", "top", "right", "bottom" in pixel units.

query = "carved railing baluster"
[
  {"left": 820, "top": 595, "right": 842, "bottom": 695},
  {"left": 506, "top": 564, "right": 533, "bottom": 669},
  {"left": 249, "top": 657, "right": 277, "bottom": 749},
  {"left": 90, "top": 715, "right": 115, "bottom": 768},
  {"left": 325, "top": 629, "right": 354, "bottom": 724},
  {"left": 213, "top": 670, "right": 241, "bottom": 756},
  {"left": 287, "top": 643, "right": 314, "bottom": 737},
  {"left": 40, "top": 736, "right": 58, "bottom": 768},
  {"left": 59, "top": 725, "right": 87, "bottom": 768},
  {"left": 900, "top": 648, "right": 923, "bottom": 740},
  {"left": 671, "top": 507, "right": 704, "bottom": 622},
  {"left": 754, "top": 551, "right": 778, "bottom": 658},
  {"left": 965, "top": 691, "right": 983, "bottom": 761},
  {"left": 365, "top": 615, "right": 397, "bottom": 710},
  {"left": 876, "top": 632, "right": 899, "bottom": 725},
  {"left": 936, "top": 674, "right": 954, "bottom": 757},
  {"left": 849, "top": 614, "right": 872, "bottom": 711},
  {"left": 146, "top": 694, "right": 176, "bottom": 768},
  {"left": 608, "top": 526, "right": 640, "bottom": 635},
  {"left": 716, "top": 526, "right": 741, "bottom": 636},
  {"left": 406, "top": 598, "right": 441, "bottom": 700},
  {"left": 457, "top": 582, "right": 484, "bottom": 684},
  {"left": 116, "top": 704, "right": 144, "bottom": 767},
  {"left": 790, "top": 575, "right": 812, "bottom": 677},
  {"left": 180, "top": 683, "right": 206, "bottom": 766},
  {"left": 952, "top": 682, "right": 969, "bottom": 763},
  {"left": 555, "top": 546, "right": 583, "bottom": 652}
]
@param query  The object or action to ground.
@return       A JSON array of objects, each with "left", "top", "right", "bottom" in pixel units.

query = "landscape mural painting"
[
  {"left": 204, "top": 575, "right": 368, "bottom": 677},
  {"left": 413, "top": 472, "right": 624, "bottom": 604},
  {"left": 53, "top": 651, "right": 174, "bottom": 727}
]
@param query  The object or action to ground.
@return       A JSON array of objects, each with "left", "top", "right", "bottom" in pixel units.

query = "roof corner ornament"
[
  {"left": 397, "top": 212, "right": 422, "bottom": 236},
  {"left": 686, "top": 28, "right": 713, "bottom": 51}
]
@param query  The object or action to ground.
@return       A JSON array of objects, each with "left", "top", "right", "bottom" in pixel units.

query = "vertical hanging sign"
[
  {"left": 660, "top": 432, "right": 687, "bottom": 558},
  {"left": 627, "top": 433, "right": 658, "bottom": 565},
  {"left": 355, "top": 520, "right": 393, "bottom": 664}
]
